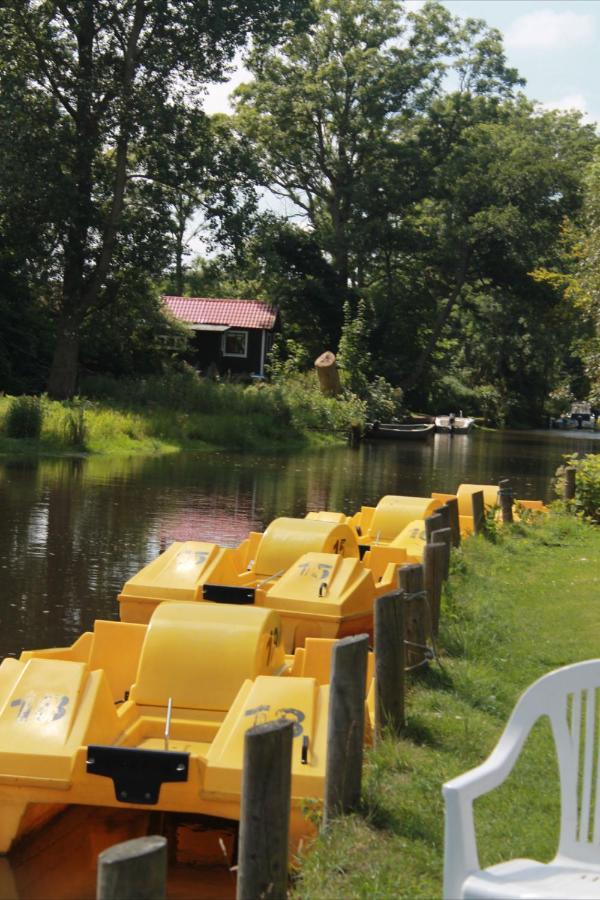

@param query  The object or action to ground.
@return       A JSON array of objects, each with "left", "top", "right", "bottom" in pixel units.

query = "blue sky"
[
  {"left": 193, "top": 2, "right": 600, "bottom": 255},
  {"left": 442, "top": 0, "right": 600, "bottom": 125},
  {"left": 205, "top": 1, "right": 600, "bottom": 126}
]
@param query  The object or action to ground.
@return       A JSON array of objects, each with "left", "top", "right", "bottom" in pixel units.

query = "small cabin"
[{"left": 163, "top": 296, "right": 280, "bottom": 378}]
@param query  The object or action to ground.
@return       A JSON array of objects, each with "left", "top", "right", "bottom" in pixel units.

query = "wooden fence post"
[
  {"left": 424, "top": 541, "right": 445, "bottom": 638},
  {"left": 323, "top": 634, "right": 369, "bottom": 827},
  {"left": 431, "top": 527, "right": 451, "bottom": 581},
  {"left": 437, "top": 504, "right": 451, "bottom": 532},
  {"left": 399, "top": 564, "right": 426, "bottom": 668},
  {"left": 374, "top": 590, "right": 405, "bottom": 737},
  {"left": 444, "top": 498, "right": 461, "bottom": 547},
  {"left": 471, "top": 489, "right": 485, "bottom": 536},
  {"left": 237, "top": 719, "right": 293, "bottom": 900},
  {"left": 425, "top": 512, "right": 443, "bottom": 543},
  {"left": 97, "top": 835, "right": 167, "bottom": 900},
  {"left": 498, "top": 478, "right": 514, "bottom": 524},
  {"left": 564, "top": 466, "right": 576, "bottom": 501}
]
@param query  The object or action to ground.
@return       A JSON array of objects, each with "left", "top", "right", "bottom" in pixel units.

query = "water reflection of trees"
[{"left": 0, "top": 434, "right": 589, "bottom": 658}]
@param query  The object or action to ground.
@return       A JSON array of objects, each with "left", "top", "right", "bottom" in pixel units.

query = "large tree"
[
  {"left": 396, "top": 101, "right": 597, "bottom": 398},
  {"left": 1, "top": 0, "right": 308, "bottom": 398},
  {"left": 233, "top": 0, "right": 519, "bottom": 313},
  {"left": 232, "top": 0, "right": 597, "bottom": 419}
]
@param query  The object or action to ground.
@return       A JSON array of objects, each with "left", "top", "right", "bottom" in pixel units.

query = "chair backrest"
[{"left": 510, "top": 659, "right": 600, "bottom": 862}]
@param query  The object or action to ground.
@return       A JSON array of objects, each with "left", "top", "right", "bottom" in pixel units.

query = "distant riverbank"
[{"left": 0, "top": 372, "right": 365, "bottom": 456}]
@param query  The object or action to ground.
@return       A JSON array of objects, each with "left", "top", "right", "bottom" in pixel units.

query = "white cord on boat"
[{"left": 164, "top": 696, "right": 173, "bottom": 751}]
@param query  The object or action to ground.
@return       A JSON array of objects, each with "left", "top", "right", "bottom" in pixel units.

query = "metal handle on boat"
[
  {"left": 319, "top": 582, "right": 328, "bottom": 597},
  {"left": 164, "top": 696, "right": 173, "bottom": 751},
  {"left": 256, "top": 569, "right": 285, "bottom": 589}
]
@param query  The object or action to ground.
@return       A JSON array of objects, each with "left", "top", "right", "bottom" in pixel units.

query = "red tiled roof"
[{"left": 163, "top": 296, "right": 278, "bottom": 330}]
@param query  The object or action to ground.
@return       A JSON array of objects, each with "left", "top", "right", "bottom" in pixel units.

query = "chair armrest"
[{"left": 443, "top": 701, "right": 539, "bottom": 898}]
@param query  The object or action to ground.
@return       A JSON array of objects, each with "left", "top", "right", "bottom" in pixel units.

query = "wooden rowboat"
[{"left": 364, "top": 422, "right": 435, "bottom": 440}]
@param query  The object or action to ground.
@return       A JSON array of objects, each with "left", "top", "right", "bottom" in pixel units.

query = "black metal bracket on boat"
[
  {"left": 301, "top": 735, "right": 309, "bottom": 765},
  {"left": 86, "top": 745, "right": 189, "bottom": 805},
  {"left": 202, "top": 584, "right": 255, "bottom": 604}
]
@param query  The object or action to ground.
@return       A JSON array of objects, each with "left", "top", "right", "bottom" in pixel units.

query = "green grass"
[
  {"left": 295, "top": 512, "right": 600, "bottom": 898},
  {"left": 0, "top": 372, "right": 364, "bottom": 456}
]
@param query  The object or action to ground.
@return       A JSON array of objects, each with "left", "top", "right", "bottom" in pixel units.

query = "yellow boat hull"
[{"left": 0, "top": 604, "right": 362, "bottom": 854}]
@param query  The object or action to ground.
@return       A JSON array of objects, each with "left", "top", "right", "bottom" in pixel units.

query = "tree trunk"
[
  {"left": 174, "top": 197, "right": 186, "bottom": 295},
  {"left": 46, "top": 0, "right": 147, "bottom": 398},
  {"left": 315, "top": 351, "right": 342, "bottom": 396},
  {"left": 47, "top": 313, "right": 81, "bottom": 399}
]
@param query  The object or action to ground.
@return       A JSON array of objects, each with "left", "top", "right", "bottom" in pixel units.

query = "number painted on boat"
[
  {"left": 10, "top": 693, "right": 69, "bottom": 724},
  {"left": 175, "top": 550, "right": 209, "bottom": 572},
  {"left": 244, "top": 704, "right": 305, "bottom": 736},
  {"left": 296, "top": 562, "right": 333, "bottom": 581}
]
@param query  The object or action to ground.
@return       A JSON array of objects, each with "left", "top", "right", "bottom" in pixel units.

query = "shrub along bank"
[
  {"left": 295, "top": 511, "right": 600, "bottom": 898},
  {"left": 0, "top": 371, "right": 366, "bottom": 455}
]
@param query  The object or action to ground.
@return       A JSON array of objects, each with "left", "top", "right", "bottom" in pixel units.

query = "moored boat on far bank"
[{"left": 434, "top": 414, "right": 474, "bottom": 434}]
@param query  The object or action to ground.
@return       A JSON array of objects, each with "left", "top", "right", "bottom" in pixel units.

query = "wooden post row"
[
  {"left": 425, "top": 512, "right": 443, "bottom": 544},
  {"left": 423, "top": 541, "right": 445, "bottom": 638},
  {"left": 97, "top": 835, "right": 167, "bottom": 900},
  {"left": 374, "top": 589, "right": 405, "bottom": 737},
  {"left": 437, "top": 504, "right": 451, "bottom": 532},
  {"left": 323, "top": 634, "right": 369, "bottom": 828},
  {"left": 431, "top": 528, "right": 451, "bottom": 581},
  {"left": 498, "top": 478, "right": 513, "bottom": 524},
  {"left": 237, "top": 719, "right": 294, "bottom": 900},
  {"left": 471, "top": 489, "right": 485, "bottom": 535},
  {"left": 399, "top": 564, "right": 426, "bottom": 669},
  {"left": 444, "top": 497, "right": 461, "bottom": 547}
]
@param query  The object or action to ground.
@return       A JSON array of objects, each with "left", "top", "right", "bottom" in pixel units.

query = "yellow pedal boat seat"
[
  {"left": 130, "top": 603, "right": 285, "bottom": 711},
  {"left": 365, "top": 495, "right": 442, "bottom": 542},
  {"left": 252, "top": 517, "right": 358, "bottom": 576},
  {"left": 456, "top": 483, "right": 500, "bottom": 516}
]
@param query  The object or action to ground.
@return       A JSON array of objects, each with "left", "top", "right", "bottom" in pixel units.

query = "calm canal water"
[{"left": 1, "top": 427, "right": 599, "bottom": 660}]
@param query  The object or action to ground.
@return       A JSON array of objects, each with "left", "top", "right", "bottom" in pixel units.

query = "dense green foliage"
[
  {"left": 296, "top": 512, "right": 600, "bottom": 897},
  {"left": 1, "top": 0, "right": 599, "bottom": 423},
  {"left": 4, "top": 396, "right": 43, "bottom": 439},
  {"left": 557, "top": 453, "right": 600, "bottom": 523}
]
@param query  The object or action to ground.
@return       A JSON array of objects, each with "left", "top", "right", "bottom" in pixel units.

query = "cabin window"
[{"left": 221, "top": 330, "right": 248, "bottom": 358}]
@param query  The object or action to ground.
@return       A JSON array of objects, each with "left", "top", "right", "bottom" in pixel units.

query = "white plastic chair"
[{"left": 443, "top": 659, "right": 600, "bottom": 899}]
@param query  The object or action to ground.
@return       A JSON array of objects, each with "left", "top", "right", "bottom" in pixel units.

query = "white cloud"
[
  {"left": 202, "top": 53, "right": 248, "bottom": 115},
  {"left": 537, "top": 94, "right": 598, "bottom": 126},
  {"left": 505, "top": 9, "right": 594, "bottom": 51}
]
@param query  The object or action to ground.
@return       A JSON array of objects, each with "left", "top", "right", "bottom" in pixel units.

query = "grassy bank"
[
  {"left": 0, "top": 372, "right": 365, "bottom": 456},
  {"left": 295, "top": 512, "right": 600, "bottom": 898}
]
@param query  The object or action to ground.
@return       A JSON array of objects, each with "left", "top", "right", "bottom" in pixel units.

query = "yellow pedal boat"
[
  {"left": 307, "top": 494, "right": 444, "bottom": 564},
  {"left": 119, "top": 516, "right": 401, "bottom": 651},
  {"left": 309, "top": 484, "right": 547, "bottom": 560},
  {"left": 432, "top": 483, "right": 547, "bottom": 534},
  {"left": 0, "top": 603, "right": 361, "bottom": 854}
]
